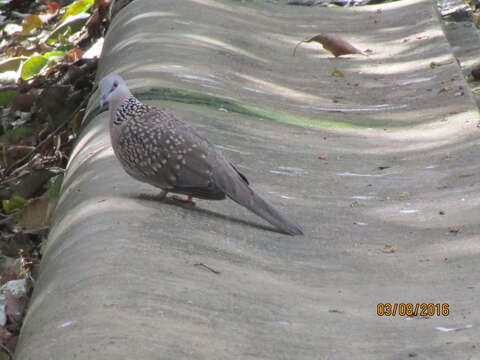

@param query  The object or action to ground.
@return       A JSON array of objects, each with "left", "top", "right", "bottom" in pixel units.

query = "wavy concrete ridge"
[{"left": 16, "top": 0, "right": 479, "bottom": 359}]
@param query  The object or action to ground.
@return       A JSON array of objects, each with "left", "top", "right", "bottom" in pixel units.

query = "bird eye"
[{"left": 113, "top": 81, "right": 118, "bottom": 88}]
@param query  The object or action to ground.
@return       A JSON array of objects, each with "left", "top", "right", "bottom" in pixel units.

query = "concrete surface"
[{"left": 16, "top": 0, "right": 479, "bottom": 359}]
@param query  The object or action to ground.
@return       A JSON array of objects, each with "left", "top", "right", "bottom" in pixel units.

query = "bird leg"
[
  {"left": 154, "top": 190, "right": 169, "bottom": 201},
  {"left": 171, "top": 195, "right": 196, "bottom": 207},
  {"left": 138, "top": 190, "right": 169, "bottom": 202}
]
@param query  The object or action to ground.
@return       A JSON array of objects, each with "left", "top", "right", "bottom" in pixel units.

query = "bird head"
[
  {"left": 83, "top": 74, "right": 130, "bottom": 126},
  {"left": 99, "top": 74, "right": 128, "bottom": 107}
]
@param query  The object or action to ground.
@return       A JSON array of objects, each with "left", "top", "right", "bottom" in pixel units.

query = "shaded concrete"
[{"left": 16, "top": 0, "right": 479, "bottom": 359}]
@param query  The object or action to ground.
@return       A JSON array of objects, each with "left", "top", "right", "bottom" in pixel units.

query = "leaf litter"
[{"left": 0, "top": 0, "right": 110, "bottom": 355}]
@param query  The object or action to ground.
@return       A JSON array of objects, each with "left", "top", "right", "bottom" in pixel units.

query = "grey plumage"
[{"left": 94, "top": 74, "right": 303, "bottom": 236}]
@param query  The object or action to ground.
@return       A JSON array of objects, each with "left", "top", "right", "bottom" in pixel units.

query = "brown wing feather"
[{"left": 117, "top": 108, "right": 227, "bottom": 199}]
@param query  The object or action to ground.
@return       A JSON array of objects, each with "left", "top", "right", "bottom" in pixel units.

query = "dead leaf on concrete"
[
  {"left": 448, "top": 226, "right": 460, "bottom": 234},
  {"left": 398, "top": 192, "right": 410, "bottom": 200},
  {"left": 438, "top": 87, "right": 453, "bottom": 94},
  {"left": 318, "top": 154, "right": 328, "bottom": 160},
  {"left": 381, "top": 245, "right": 396, "bottom": 253},
  {"left": 293, "top": 33, "right": 363, "bottom": 57},
  {"left": 331, "top": 67, "right": 344, "bottom": 77},
  {"left": 430, "top": 60, "right": 454, "bottom": 69}
]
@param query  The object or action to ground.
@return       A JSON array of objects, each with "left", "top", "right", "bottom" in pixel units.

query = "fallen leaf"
[
  {"left": 20, "top": 55, "right": 48, "bottom": 80},
  {"left": 398, "top": 192, "right": 410, "bottom": 200},
  {"left": 19, "top": 195, "right": 56, "bottom": 231},
  {"left": 21, "top": 15, "right": 42, "bottom": 35},
  {"left": 318, "top": 154, "right": 328, "bottom": 160},
  {"left": 2, "top": 195, "right": 28, "bottom": 214},
  {"left": 61, "top": 0, "right": 95, "bottom": 22},
  {"left": 430, "top": 60, "right": 454, "bottom": 68},
  {"left": 448, "top": 226, "right": 460, "bottom": 233},
  {"left": 6, "top": 146, "right": 35, "bottom": 161},
  {"left": 0, "top": 326, "right": 14, "bottom": 355},
  {"left": 5, "top": 291, "right": 26, "bottom": 327},
  {"left": 438, "top": 87, "right": 453, "bottom": 94},
  {"left": 9, "top": 93, "right": 36, "bottom": 112},
  {"left": 46, "top": 1, "right": 60, "bottom": 13},
  {"left": 0, "top": 88, "right": 20, "bottom": 107},
  {"left": 1, "top": 127, "right": 36, "bottom": 144},
  {"left": 381, "top": 245, "right": 396, "bottom": 253},
  {"left": 293, "top": 33, "right": 363, "bottom": 57},
  {"left": 457, "top": 172, "right": 475, "bottom": 177},
  {"left": 64, "top": 48, "right": 84, "bottom": 63},
  {"left": 331, "top": 67, "right": 344, "bottom": 77},
  {"left": 0, "top": 58, "right": 26, "bottom": 73}
]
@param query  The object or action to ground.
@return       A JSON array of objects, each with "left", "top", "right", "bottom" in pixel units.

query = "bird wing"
[{"left": 118, "top": 108, "right": 230, "bottom": 199}]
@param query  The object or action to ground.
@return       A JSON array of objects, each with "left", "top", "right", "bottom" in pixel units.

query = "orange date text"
[{"left": 377, "top": 303, "right": 449, "bottom": 317}]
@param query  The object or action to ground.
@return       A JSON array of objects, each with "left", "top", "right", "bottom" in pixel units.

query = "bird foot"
[
  {"left": 170, "top": 195, "right": 196, "bottom": 207},
  {"left": 138, "top": 192, "right": 195, "bottom": 207},
  {"left": 138, "top": 191, "right": 169, "bottom": 202}
]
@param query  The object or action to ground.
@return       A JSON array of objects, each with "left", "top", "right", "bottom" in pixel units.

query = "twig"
[
  {"left": 0, "top": 343, "right": 13, "bottom": 360},
  {"left": 4, "top": 88, "right": 95, "bottom": 176},
  {"left": 194, "top": 263, "right": 220, "bottom": 275},
  {"left": 292, "top": 39, "right": 306, "bottom": 56}
]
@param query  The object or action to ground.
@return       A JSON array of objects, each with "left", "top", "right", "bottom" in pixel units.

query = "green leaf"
[
  {"left": 61, "top": 0, "right": 94, "bottom": 22},
  {"left": 0, "top": 88, "right": 19, "bottom": 107},
  {"left": 1, "top": 127, "right": 35, "bottom": 143},
  {"left": 2, "top": 195, "right": 28, "bottom": 214},
  {"left": 46, "top": 174, "right": 64, "bottom": 199},
  {"left": 21, "top": 55, "right": 48, "bottom": 80},
  {"left": 44, "top": 51, "right": 65, "bottom": 59},
  {"left": 47, "top": 13, "right": 89, "bottom": 45}
]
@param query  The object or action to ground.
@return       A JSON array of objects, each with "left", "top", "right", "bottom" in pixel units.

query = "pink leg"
[
  {"left": 171, "top": 195, "right": 196, "bottom": 206},
  {"left": 139, "top": 190, "right": 169, "bottom": 202},
  {"left": 154, "top": 190, "right": 168, "bottom": 201}
]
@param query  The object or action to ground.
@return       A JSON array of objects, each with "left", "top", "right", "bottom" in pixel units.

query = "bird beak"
[{"left": 83, "top": 99, "right": 108, "bottom": 126}]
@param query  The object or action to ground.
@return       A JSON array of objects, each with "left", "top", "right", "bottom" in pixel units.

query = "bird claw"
[{"left": 170, "top": 195, "right": 196, "bottom": 207}]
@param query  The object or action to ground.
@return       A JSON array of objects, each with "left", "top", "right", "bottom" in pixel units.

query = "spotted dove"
[{"left": 86, "top": 74, "right": 303, "bottom": 236}]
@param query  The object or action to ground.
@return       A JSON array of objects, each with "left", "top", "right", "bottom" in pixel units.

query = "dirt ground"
[{"left": 16, "top": 0, "right": 479, "bottom": 359}]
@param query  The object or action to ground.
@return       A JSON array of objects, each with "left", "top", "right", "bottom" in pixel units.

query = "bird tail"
[
  {"left": 240, "top": 188, "right": 304, "bottom": 236},
  {"left": 212, "top": 157, "right": 304, "bottom": 235}
]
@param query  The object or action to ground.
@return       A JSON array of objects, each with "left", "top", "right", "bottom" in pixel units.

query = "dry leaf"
[
  {"left": 19, "top": 196, "right": 56, "bottom": 231},
  {"left": 438, "top": 87, "right": 453, "bottom": 94},
  {"left": 457, "top": 172, "right": 475, "bottom": 177},
  {"left": 46, "top": 2, "right": 60, "bottom": 13},
  {"left": 398, "top": 192, "right": 410, "bottom": 200},
  {"left": 21, "top": 15, "right": 42, "bottom": 35},
  {"left": 318, "top": 154, "right": 328, "bottom": 160},
  {"left": 64, "top": 48, "right": 85, "bottom": 63},
  {"left": 381, "top": 245, "right": 396, "bottom": 253},
  {"left": 6, "top": 146, "right": 35, "bottom": 161},
  {"left": 331, "top": 67, "right": 344, "bottom": 77},
  {"left": 448, "top": 226, "right": 460, "bottom": 233},
  {"left": 293, "top": 33, "right": 363, "bottom": 57},
  {"left": 5, "top": 291, "right": 26, "bottom": 326},
  {"left": 9, "top": 93, "right": 36, "bottom": 112}
]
